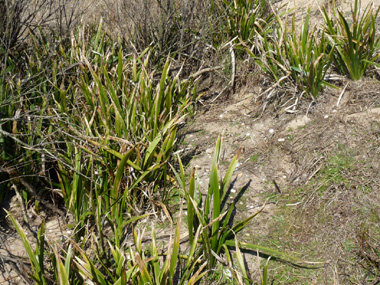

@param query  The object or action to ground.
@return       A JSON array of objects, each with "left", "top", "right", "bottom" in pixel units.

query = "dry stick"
[
  {"left": 3, "top": 166, "right": 66, "bottom": 217},
  {"left": 10, "top": 184, "right": 28, "bottom": 223},
  {"left": 260, "top": 73, "right": 290, "bottom": 98},
  {"left": 336, "top": 82, "right": 349, "bottom": 107},
  {"left": 211, "top": 85, "right": 229, "bottom": 103},
  {"left": 211, "top": 249, "right": 228, "bottom": 266},
  {"left": 229, "top": 42, "right": 236, "bottom": 90},
  {"left": 183, "top": 66, "right": 223, "bottom": 84}
]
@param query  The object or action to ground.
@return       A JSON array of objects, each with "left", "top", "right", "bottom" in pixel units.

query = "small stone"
[
  {"left": 231, "top": 189, "right": 236, "bottom": 193},
  {"left": 324, "top": 115, "right": 329, "bottom": 119},
  {"left": 219, "top": 114, "right": 223, "bottom": 118},
  {"left": 246, "top": 132, "right": 250, "bottom": 136},
  {"left": 268, "top": 129, "right": 275, "bottom": 134},
  {"left": 224, "top": 269, "right": 232, "bottom": 278},
  {"left": 194, "top": 165, "right": 201, "bottom": 169},
  {"left": 278, "top": 138, "right": 285, "bottom": 142}
]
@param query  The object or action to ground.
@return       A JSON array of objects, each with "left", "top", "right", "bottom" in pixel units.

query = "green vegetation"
[
  {"left": 251, "top": 8, "right": 338, "bottom": 99},
  {"left": 322, "top": 0, "right": 380, "bottom": 80},
  {"left": 250, "top": 154, "right": 260, "bottom": 162},
  {"left": 1, "top": 0, "right": 380, "bottom": 283}
]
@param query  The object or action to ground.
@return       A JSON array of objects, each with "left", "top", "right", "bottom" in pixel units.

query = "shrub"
[
  {"left": 251, "top": 9, "right": 337, "bottom": 99},
  {"left": 322, "top": 0, "right": 380, "bottom": 80}
]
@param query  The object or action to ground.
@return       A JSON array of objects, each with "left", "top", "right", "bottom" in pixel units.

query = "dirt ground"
[
  {"left": 180, "top": 74, "right": 380, "bottom": 283},
  {"left": 1, "top": 0, "right": 380, "bottom": 284}
]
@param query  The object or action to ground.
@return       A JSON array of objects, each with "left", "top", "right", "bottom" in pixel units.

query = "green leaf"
[
  {"left": 6, "top": 211, "right": 46, "bottom": 284},
  {"left": 224, "top": 240, "right": 325, "bottom": 268},
  {"left": 136, "top": 254, "right": 153, "bottom": 285}
]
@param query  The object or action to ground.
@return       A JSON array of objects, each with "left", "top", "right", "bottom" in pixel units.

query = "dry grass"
[{"left": 256, "top": 80, "right": 380, "bottom": 283}]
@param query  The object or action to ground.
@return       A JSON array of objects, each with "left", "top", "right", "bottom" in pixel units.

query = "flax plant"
[
  {"left": 322, "top": 0, "right": 380, "bottom": 80},
  {"left": 252, "top": 9, "right": 337, "bottom": 99},
  {"left": 6, "top": 212, "right": 47, "bottom": 284},
  {"left": 1, "top": 21, "right": 197, "bottom": 282},
  {"left": 210, "top": 0, "right": 274, "bottom": 47},
  {"left": 172, "top": 136, "right": 320, "bottom": 283}
]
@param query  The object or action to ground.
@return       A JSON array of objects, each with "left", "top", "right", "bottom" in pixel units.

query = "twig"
[
  {"left": 336, "top": 82, "right": 349, "bottom": 107},
  {"left": 183, "top": 66, "right": 223, "bottom": 83},
  {"left": 10, "top": 184, "right": 28, "bottom": 223},
  {"left": 3, "top": 167, "right": 65, "bottom": 216},
  {"left": 272, "top": 180, "right": 282, "bottom": 194},
  {"left": 229, "top": 43, "right": 236, "bottom": 90},
  {"left": 259, "top": 73, "right": 290, "bottom": 98},
  {"left": 211, "top": 85, "right": 229, "bottom": 103}
]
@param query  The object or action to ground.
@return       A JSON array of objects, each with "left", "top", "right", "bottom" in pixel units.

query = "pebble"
[
  {"left": 278, "top": 138, "right": 285, "bottom": 142},
  {"left": 231, "top": 189, "right": 236, "bottom": 193},
  {"left": 324, "top": 115, "right": 329, "bottom": 119},
  {"left": 219, "top": 114, "right": 223, "bottom": 118},
  {"left": 268, "top": 129, "right": 275, "bottom": 134},
  {"left": 224, "top": 269, "right": 232, "bottom": 278}
]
